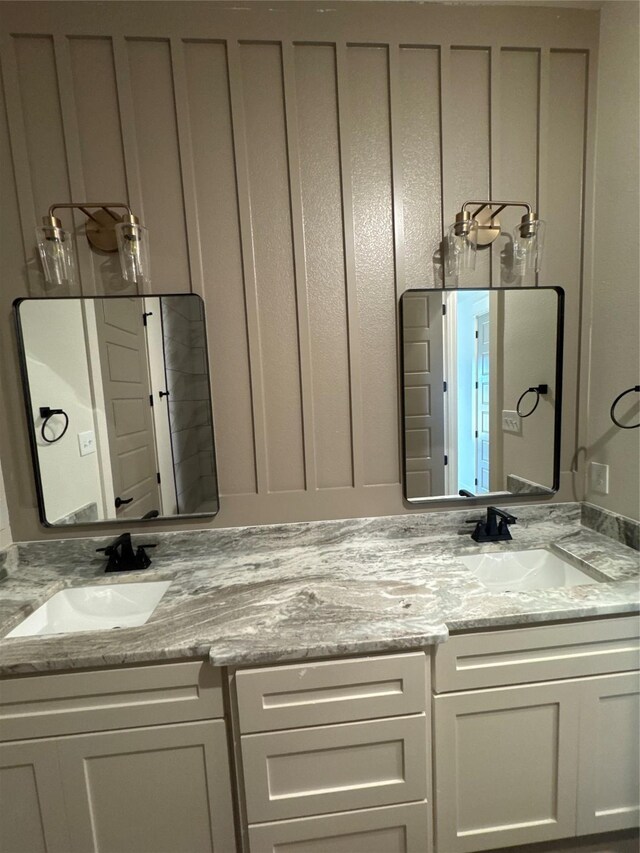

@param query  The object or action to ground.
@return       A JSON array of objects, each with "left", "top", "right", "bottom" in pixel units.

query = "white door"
[
  {"left": 577, "top": 671, "right": 640, "bottom": 834},
  {"left": 434, "top": 681, "right": 580, "bottom": 852},
  {"left": 402, "top": 291, "right": 445, "bottom": 498},
  {"left": 474, "top": 311, "right": 490, "bottom": 494},
  {"left": 94, "top": 298, "right": 161, "bottom": 519},
  {"left": 58, "top": 720, "right": 236, "bottom": 853}
]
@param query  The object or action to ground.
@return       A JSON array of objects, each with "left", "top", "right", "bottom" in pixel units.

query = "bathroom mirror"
[
  {"left": 400, "top": 286, "right": 563, "bottom": 503},
  {"left": 15, "top": 295, "right": 219, "bottom": 526}
]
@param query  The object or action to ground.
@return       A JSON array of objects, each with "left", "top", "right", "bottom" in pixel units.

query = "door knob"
[{"left": 115, "top": 496, "right": 133, "bottom": 509}]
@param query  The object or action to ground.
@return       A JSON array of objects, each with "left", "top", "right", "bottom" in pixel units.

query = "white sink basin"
[
  {"left": 460, "top": 549, "right": 598, "bottom": 593},
  {"left": 5, "top": 581, "right": 172, "bottom": 638}
]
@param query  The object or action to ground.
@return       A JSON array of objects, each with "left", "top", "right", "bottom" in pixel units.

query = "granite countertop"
[{"left": 0, "top": 503, "right": 638, "bottom": 675}]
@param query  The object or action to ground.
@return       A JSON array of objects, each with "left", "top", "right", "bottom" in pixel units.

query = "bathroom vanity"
[{"left": 0, "top": 504, "right": 638, "bottom": 853}]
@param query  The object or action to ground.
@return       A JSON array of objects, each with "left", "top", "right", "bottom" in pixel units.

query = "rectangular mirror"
[
  {"left": 15, "top": 295, "right": 219, "bottom": 526},
  {"left": 400, "top": 287, "right": 563, "bottom": 504}
]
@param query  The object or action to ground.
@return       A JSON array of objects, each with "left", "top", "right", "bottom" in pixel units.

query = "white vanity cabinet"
[
  {"left": 233, "top": 652, "right": 432, "bottom": 853},
  {"left": 432, "top": 616, "right": 640, "bottom": 853},
  {"left": 0, "top": 661, "right": 237, "bottom": 853}
]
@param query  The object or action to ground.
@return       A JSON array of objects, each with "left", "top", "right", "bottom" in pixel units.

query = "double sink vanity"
[{"left": 0, "top": 502, "right": 638, "bottom": 853}]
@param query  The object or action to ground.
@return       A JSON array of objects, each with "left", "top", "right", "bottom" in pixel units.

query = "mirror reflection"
[
  {"left": 400, "top": 287, "right": 563, "bottom": 503},
  {"left": 16, "top": 295, "right": 218, "bottom": 526}
]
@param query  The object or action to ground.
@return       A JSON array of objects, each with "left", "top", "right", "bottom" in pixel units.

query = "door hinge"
[
  {"left": 443, "top": 380, "right": 447, "bottom": 392},
  {"left": 475, "top": 381, "right": 479, "bottom": 390},
  {"left": 444, "top": 455, "right": 448, "bottom": 466},
  {"left": 157, "top": 472, "right": 161, "bottom": 484},
  {"left": 149, "top": 394, "right": 154, "bottom": 407},
  {"left": 442, "top": 303, "right": 447, "bottom": 315},
  {"left": 143, "top": 311, "right": 153, "bottom": 326},
  {"left": 475, "top": 330, "right": 479, "bottom": 338},
  {"left": 475, "top": 478, "right": 478, "bottom": 486},
  {"left": 475, "top": 430, "right": 478, "bottom": 438}
]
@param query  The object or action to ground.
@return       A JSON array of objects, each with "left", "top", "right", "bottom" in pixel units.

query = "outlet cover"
[
  {"left": 78, "top": 430, "right": 96, "bottom": 457},
  {"left": 589, "top": 461, "right": 609, "bottom": 495},
  {"left": 502, "top": 410, "right": 522, "bottom": 435}
]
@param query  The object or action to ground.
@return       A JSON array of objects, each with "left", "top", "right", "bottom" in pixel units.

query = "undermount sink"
[
  {"left": 460, "top": 549, "right": 598, "bottom": 593},
  {"left": 5, "top": 581, "right": 172, "bottom": 638}
]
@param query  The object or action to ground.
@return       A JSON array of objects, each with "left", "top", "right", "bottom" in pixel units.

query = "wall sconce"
[
  {"left": 36, "top": 203, "right": 150, "bottom": 288},
  {"left": 446, "top": 200, "right": 545, "bottom": 277}
]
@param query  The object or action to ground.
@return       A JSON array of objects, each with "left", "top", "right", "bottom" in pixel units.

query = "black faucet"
[
  {"left": 468, "top": 506, "right": 518, "bottom": 543},
  {"left": 96, "top": 533, "right": 156, "bottom": 573}
]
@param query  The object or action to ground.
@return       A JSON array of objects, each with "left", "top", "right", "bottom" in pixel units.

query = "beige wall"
[
  {"left": 584, "top": 0, "right": 640, "bottom": 522},
  {"left": 0, "top": 458, "right": 12, "bottom": 549},
  {"left": 0, "top": 2, "right": 600, "bottom": 541}
]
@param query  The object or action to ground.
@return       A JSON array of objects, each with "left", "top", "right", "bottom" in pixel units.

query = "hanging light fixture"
[
  {"left": 446, "top": 200, "right": 545, "bottom": 276},
  {"left": 447, "top": 210, "right": 479, "bottom": 276},
  {"left": 35, "top": 215, "right": 77, "bottom": 288},
  {"left": 35, "top": 203, "right": 150, "bottom": 288}
]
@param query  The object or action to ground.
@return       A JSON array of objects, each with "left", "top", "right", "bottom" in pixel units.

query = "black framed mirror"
[
  {"left": 400, "top": 286, "right": 564, "bottom": 504},
  {"left": 14, "top": 294, "right": 219, "bottom": 526}
]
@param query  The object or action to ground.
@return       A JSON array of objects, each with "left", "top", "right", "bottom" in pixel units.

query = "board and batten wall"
[{"left": 0, "top": 1, "right": 599, "bottom": 541}]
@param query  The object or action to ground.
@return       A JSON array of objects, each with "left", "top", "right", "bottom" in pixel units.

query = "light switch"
[
  {"left": 78, "top": 430, "right": 96, "bottom": 457},
  {"left": 502, "top": 410, "right": 522, "bottom": 435},
  {"left": 589, "top": 461, "right": 609, "bottom": 495}
]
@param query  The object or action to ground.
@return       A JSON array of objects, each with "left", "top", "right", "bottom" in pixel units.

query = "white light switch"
[
  {"left": 78, "top": 430, "right": 96, "bottom": 457},
  {"left": 589, "top": 461, "right": 609, "bottom": 495},
  {"left": 502, "top": 410, "right": 522, "bottom": 434}
]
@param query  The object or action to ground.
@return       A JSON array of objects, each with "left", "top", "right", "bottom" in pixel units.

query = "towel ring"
[
  {"left": 610, "top": 385, "right": 640, "bottom": 430},
  {"left": 39, "top": 406, "right": 70, "bottom": 444},
  {"left": 516, "top": 384, "right": 549, "bottom": 418}
]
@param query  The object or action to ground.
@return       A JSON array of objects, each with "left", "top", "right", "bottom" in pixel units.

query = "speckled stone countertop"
[{"left": 0, "top": 503, "right": 638, "bottom": 675}]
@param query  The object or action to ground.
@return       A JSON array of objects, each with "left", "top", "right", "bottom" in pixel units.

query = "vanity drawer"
[
  {"left": 0, "top": 660, "right": 223, "bottom": 741},
  {"left": 235, "top": 651, "right": 427, "bottom": 733},
  {"left": 434, "top": 616, "right": 640, "bottom": 693},
  {"left": 248, "top": 801, "right": 431, "bottom": 853},
  {"left": 241, "top": 714, "right": 427, "bottom": 822}
]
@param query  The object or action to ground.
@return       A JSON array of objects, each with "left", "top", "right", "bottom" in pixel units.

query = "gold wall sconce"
[
  {"left": 36, "top": 202, "right": 150, "bottom": 289},
  {"left": 447, "top": 200, "right": 545, "bottom": 277}
]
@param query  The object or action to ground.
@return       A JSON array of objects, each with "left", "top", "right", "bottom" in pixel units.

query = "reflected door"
[
  {"left": 475, "top": 311, "right": 490, "bottom": 493},
  {"left": 94, "top": 299, "right": 161, "bottom": 519}
]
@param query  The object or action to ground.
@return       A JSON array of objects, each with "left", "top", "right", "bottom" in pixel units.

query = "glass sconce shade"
[
  {"left": 115, "top": 217, "right": 150, "bottom": 286},
  {"left": 35, "top": 220, "right": 77, "bottom": 288},
  {"left": 513, "top": 217, "right": 545, "bottom": 274},
  {"left": 447, "top": 219, "right": 478, "bottom": 276}
]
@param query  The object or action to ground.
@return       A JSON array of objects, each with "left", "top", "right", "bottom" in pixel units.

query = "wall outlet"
[
  {"left": 78, "top": 430, "right": 96, "bottom": 457},
  {"left": 589, "top": 461, "right": 610, "bottom": 495},
  {"left": 502, "top": 410, "right": 522, "bottom": 435}
]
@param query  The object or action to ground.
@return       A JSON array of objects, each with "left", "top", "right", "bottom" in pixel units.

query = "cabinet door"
[
  {"left": 0, "top": 739, "right": 70, "bottom": 853},
  {"left": 248, "top": 802, "right": 430, "bottom": 853},
  {"left": 434, "top": 681, "right": 580, "bottom": 852},
  {"left": 577, "top": 671, "right": 640, "bottom": 835},
  {"left": 57, "top": 720, "right": 236, "bottom": 853}
]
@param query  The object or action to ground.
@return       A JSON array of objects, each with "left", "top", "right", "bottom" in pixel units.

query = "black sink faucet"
[
  {"left": 96, "top": 533, "right": 156, "bottom": 573},
  {"left": 468, "top": 506, "right": 518, "bottom": 543}
]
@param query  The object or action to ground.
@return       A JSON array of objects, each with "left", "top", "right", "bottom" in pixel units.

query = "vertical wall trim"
[
  {"left": 336, "top": 42, "right": 363, "bottom": 489},
  {"left": 489, "top": 45, "right": 501, "bottom": 288},
  {"left": 438, "top": 44, "right": 452, "bottom": 290},
  {"left": 169, "top": 36, "right": 205, "bottom": 298},
  {"left": 0, "top": 35, "right": 39, "bottom": 295},
  {"left": 388, "top": 43, "right": 405, "bottom": 300},
  {"left": 226, "top": 39, "right": 268, "bottom": 495},
  {"left": 112, "top": 36, "right": 145, "bottom": 294},
  {"left": 282, "top": 41, "right": 317, "bottom": 492},
  {"left": 537, "top": 48, "right": 551, "bottom": 290},
  {"left": 53, "top": 35, "right": 97, "bottom": 296}
]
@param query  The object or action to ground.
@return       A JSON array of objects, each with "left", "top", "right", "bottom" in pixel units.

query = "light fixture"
[
  {"left": 446, "top": 200, "right": 545, "bottom": 276},
  {"left": 36, "top": 203, "right": 150, "bottom": 287}
]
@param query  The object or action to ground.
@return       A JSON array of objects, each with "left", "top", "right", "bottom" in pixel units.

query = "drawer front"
[
  {"left": 0, "top": 661, "right": 223, "bottom": 741},
  {"left": 434, "top": 616, "right": 640, "bottom": 693},
  {"left": 242, "top": 715, "right": 427, "bottom": 822},
  {"left": 236, "top": 652, "right": 427, "bottom": 733},
  {"left": 248, "top": 801, "right": 431, "bottom": 853}
]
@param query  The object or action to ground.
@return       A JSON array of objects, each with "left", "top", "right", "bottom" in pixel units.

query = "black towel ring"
[
  {"left": 610, "top": 385, "right": 640, "bottom": 430},
  {"left": 39, "top": 406, "right": 70, "bottom": 444},
  {"left": 516, "top": 384, "right": 549, "bottom": 418}
]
